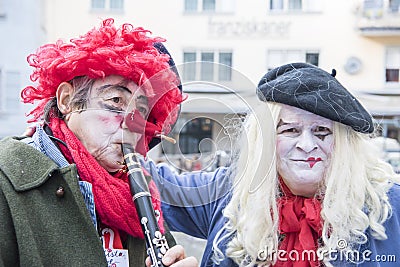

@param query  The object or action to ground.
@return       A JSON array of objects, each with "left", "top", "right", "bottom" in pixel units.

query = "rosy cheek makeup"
[
  {"left": 114, "top": 114, "right": 124, "bottom": 124},
  {"left": 98, "top": 114, "right": 124, "bottom": 129}
]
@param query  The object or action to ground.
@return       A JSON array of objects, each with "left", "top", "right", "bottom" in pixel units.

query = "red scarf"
[
  {"left": 49, "top": 117, "right": 164, "bottom": 238},
  {"left": 275, "top": 180, "right": 322, "bottom": 267}
]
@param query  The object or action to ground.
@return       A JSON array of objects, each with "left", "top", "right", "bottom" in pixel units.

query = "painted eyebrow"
[
  {"left": 96, "top": 84, "right": 132, "bottom": 95},
  {"left": 277, "top": 119, "right": 332, "bottom": 131},
  {"left": 277, "top": 119, "right": 292, "bottom": 128}
]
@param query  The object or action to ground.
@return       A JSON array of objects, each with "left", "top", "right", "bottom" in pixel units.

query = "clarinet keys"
[{"left": 153, "top": 231, "right": 169, "bottom": 256}]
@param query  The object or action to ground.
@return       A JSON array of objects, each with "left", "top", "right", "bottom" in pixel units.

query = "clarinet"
[{"left": 121, "top": 143, "right": 169, "bottom": 267}]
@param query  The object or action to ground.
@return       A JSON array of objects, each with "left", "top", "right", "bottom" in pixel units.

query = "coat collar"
[{"left": 0, "top": 136, "right": 59, "bottom": 191}]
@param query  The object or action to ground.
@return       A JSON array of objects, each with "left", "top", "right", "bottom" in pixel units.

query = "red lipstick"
[{"left": 307, "top": 157, "right": 322, "bottom": 168}]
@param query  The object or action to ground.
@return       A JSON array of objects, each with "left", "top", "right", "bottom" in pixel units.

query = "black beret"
[{"left": 257, "top": 62, "right": 374, "bottom": 133}]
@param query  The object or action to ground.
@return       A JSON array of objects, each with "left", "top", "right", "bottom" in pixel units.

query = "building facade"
[
  {"left": 1, "top": 0, "right": 400, "bottom": 260},
  {"left": 1, "top": 0, "right": 400, "bottom": 165},
  {"left": 0, "top": 0, "right": 45, "bottom": 138}
]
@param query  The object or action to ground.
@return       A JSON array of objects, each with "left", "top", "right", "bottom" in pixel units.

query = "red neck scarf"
[
  {"left": 275, "top": 180, "right": 322, "bottom": 267},
  {"left": 49, "top": 117, "right": 164, "bottom": 238}
]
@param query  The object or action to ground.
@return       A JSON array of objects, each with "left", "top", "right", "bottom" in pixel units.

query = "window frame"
[
  {"left": 182, "top": 50, "right": 233, "bottom": 82},
  {"left": 4, "top": 70, "right": 21, "bottom": 113},
  {"left": 267, "top": 49, "right": 319, "bottom": 70},
  {"left": 91, "top": 0, "right": 124, "bottom": 12},
  {"left": 389, "top": 0, "right": 400, "bottom": 13},
  {"left": 385, "top": 47, "right": 400, "bottom": 84},
  {"left": 184, "top": 0, "right": 234, "bottom": 13},
  {"left": 0, "top": 68, "right": 3, "bottom": 113},
  {"left": 0, "top": 0, "right": 6, "bottom": 18},
  {"left": 268, "top": 0, "right": 322, "bottom": 13}
]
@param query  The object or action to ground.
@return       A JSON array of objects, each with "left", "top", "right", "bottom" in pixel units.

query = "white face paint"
[
  {"left": 65, "top": 75, "right": 149, "bottom": 172},
  {"left": 276, "top": 105, "right": 334, "bottom": 197}
]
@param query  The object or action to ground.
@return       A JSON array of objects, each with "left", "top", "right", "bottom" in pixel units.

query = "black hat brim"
[{"left": 257, "top": 62, "right": 374, "bottom": 133}]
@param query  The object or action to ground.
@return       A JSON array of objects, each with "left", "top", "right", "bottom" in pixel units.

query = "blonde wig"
[
  {"left": 213, "top": 102, "right": 398, "bottom": 266},
  {"left": 212, "top": 102, "right": 280, "bottom": 266},
  {"left": 319, "top": 119, "right": 396, "bottom": 265}
]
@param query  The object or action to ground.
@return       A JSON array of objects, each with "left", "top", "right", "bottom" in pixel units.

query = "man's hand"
[
  {"left": 145, "top": 245, "right": 198, "bottom": 267},
  {"left": 23, "top": 125, "right": 36, "bottom": 137}
]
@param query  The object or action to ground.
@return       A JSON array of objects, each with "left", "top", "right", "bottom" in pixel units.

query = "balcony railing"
[{"left": 356, "top": 0, "right": 400, "bottom": 36}]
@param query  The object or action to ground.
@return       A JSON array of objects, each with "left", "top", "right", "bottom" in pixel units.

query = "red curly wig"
[{"left": 21, "top": 18, "right": 183, "bottom": 149}]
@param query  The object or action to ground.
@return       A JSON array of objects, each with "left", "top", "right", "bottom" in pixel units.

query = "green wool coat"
[{"left": 0, "top": 136, "right": 175, "bottom": 267}]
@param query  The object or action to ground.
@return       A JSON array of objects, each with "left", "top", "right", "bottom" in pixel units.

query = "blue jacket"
[{"left": 146, "top": 161, "right": 400, "bottom": 267}]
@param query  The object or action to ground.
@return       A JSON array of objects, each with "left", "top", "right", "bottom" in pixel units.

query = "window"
[
  {"left": 183, "top": 53, "right": 196, "bottom": 80},
  {"left": 270, "top": 0, "right": 283, "bottom": 10},
  {"left": 184, "top": 0, "right": 215, "bottom": 12},
  {"left": 110, "top": 0, "right": 123, "bottom": 10},
  {"left": 0, "top": 70, "right": 21, "bottom": 113},
  {"left": 201, "top": 52, "right": 214, "bottom": 81},
  {"left": 0, "top": 0, "right": 6, "bottom": 18},
  {"left": 267, "top": 50, "right": 319, "bottom": 70},
  {"left": 219, "top": 52, "right": 233, "bottom": 81},
  {"left": 185, "top": 0, "right": 198, "bottom": 11},
  {"left": 269, "top": 0, "right": 322, "bottom": 12},
  {"left": 4, "top": 71, "right": 21, "bottom": 112},
  {"left": 363, "top": 0, "right": 383, "bottom": 9},
  {"left": 203, "top": 0, "right": 216, "bottom": 11},
  {"left": 289, "top": 0, "right": 302, "bottom": 10},
  {"left": 386, "top": 48, "right": 400, "bottom": 83},
  {"left": 162, "top": 117, "right": 213, "bottom": 154},
  {"left": 305, "top": 53, "right": 319, "bottom": 66},
  {"left": 0, "top": 69, "right": 3, "bottom": 112},
  {"left": 389, "top": 0, "right": 400, "bottom": 12},
  {"left": 184, "top": 0, "right": 234, "bottom": 13},
  {"left": 183, "top": 51, "right": 233, "bottom": 82},
  {"left": 91, "top": 0, "right": 124, "bottom": 11},
  {"left": 362, "top": 0, "right": 383, "bottom": 18},
  {"left": 386, "top": 69, "right": 399, "bottom": 82},
  {"left": 92, "top": 0, "right": 105, "bottom": 9}
]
